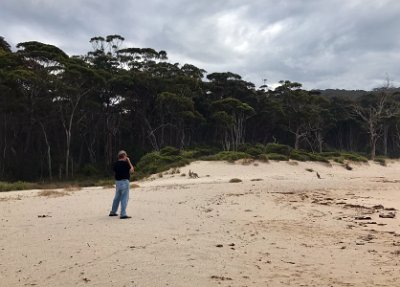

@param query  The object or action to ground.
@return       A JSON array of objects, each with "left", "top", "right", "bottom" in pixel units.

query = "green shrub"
[
  {"left": 182, "top": 146, "right": 218, "bottom": 159},
  {"left": 135, "top": 152, "right": 163, "bottom": 174},
  {"left": 333, "top": 157, "right": 345, "bottom": 164},
  {"left": 245, "top": 146, "right": 265, "bottom": 157},
  {"left": 167, "top": 158, "right": 191, "bottom": 168},
  {"left": 238, "top": 144, "right": 265, "bottom": 156},
  {"left": 159, "top": 146, "right": 181, "bottom": 156},
  {"left": 266, "top": 153, "right": 288, "bottom": 161},
  {"left": 181, "top": 150, "right": 197, "bottom": 159},
  {"left": 257, "top": 154, "right": 269, "bottom": 162},
  {"left": 290, "top": 150, "right": 310, "bottom": 161},
  {"left": 374, "top": 156, "right": 386, "bottom": 166},
  {"left": 245, "top": 147, "right": 264, "bottom": 156},
  {"left": 341, "top": 153, "right": 368, "bottom": 162},
  {"left": 80, "top": 164, "right": 99, "bottom": 177},
  {"left": 131, "top": 171, "right": 146, "bottom": 181},
  {"left": 319, "top": 151, "right": 367, "bottom": 163},
  {"left": 308, "top": 153, "right": 330, "bottom": 163},
  {"left": 136, "top": 151, "right": 190, "bottom": 176},
  {"left": 237, "top": 143, "right": 253, "bottom": 152},
  {"left": 320, "top": 151, "right": 342, "bottom": 158},
  {"left": 205, "top": 151, "right": 253, "bottom": 162},
  {"left": 265, "top": 143, "right": 292, "bottom": 156},
  {"left": 289, "top": 149, "right": 328, "bottom": 162}
]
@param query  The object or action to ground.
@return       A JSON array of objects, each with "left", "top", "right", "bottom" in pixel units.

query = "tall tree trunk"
[
  {"left": 65, "top": 130, "right": 71, "bottom": 178},
  {"left": 222, "top": 130, "right": 231, "bottom": 151},
  {"left": 368, "top": 120, "right": 378, "bottom": 160},
  {"left": 145, "top": 118, "right": 159, "bottom": 151},
  {"left": 1, "top": 115, "right": 7, "bottom": 178},
  {"left": 316, "top": 131, "right": 323, "bottom": 153},
  {"left": 160, "top": 116, "right": 165, "bottom": 147},
  {"left": 180, "top": 127, "right": 185, "bottom": 149},
  {"left": 61, "top": 92, "right": 86, "bottom": 178},
  {"left": 383, "top": 124, "right": 389, "bottom": 156},
  {"left": 294, "top": 127, "right": 301, "bottom": 150},
  {"left": 371, "top": 136, "right": 377, "bottom": 160},
  {"left": 39, "top": 122, "right": 52, "bottom": 180},
  {"left": 23, "top": 91, "right": 36, "bottom": 153},
  {"left": 337, "top": 126, "right": 343, "bottom": 150},
  {"left": 348, "top": 125, "right": 354, "bottom": 151}
]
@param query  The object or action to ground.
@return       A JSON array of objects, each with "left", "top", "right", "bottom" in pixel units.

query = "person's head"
[{"left": 117, "top": 150, "right": 127, "bottom": 159}]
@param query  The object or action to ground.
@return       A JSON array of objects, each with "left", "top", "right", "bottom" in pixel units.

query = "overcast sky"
[{"left": 1, "top": 0, "right": 400, "bottom": 90}]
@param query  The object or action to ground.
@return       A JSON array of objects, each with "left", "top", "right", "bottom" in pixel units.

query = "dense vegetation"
[{"left": 1, "top": 34, "right": 399, "bottom": 182}]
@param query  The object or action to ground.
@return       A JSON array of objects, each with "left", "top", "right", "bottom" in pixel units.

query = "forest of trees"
[{"left": 1, "top": 34, "right": 400, "bottom": 181}]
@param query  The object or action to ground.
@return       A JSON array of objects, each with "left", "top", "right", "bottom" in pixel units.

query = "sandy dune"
[{"left": 1, "top": 160, "right": 400, "bottom": 286}]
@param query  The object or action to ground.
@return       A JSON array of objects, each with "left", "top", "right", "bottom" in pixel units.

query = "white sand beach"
[{"left": 1, "top": 160, "right": 400, "bottom": 286}]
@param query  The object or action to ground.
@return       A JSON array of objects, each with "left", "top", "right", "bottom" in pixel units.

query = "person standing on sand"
[{"left": 109, "top": 150, "right": 134, "bottom": 219}]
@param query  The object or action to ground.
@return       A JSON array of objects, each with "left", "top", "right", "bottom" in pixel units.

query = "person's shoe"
[
  {"left": 120, "top": 215, "right": 132, "bottom": 219},
  {"left": 109, "top": 212, "right": 118, "bottom": 216}
]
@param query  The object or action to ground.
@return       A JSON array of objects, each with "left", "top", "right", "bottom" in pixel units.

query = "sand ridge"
[{"left": 1, "top": 160, "right": 400, "bottom": 286}]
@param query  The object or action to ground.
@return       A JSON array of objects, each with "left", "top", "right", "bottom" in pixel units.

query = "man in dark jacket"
[{"left": 109, "top": 150, "right": 134, "bottom": 219}]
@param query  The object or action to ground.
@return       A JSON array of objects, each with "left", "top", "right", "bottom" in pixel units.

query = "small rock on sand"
[
  {"left": 355, "top": 216, "right": 372, "bottom": 220},
  {"left": 379, "top": 212, "right": 396, "bottom": 218}
]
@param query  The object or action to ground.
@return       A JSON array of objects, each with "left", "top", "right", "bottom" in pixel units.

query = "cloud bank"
[{"left": 1, "top": 0, "right": 400, "bottom": 90}]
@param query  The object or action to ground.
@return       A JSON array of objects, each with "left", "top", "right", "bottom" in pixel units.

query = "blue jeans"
[{"left": 111, "top": 180, "right": 130, "bottom": 217}]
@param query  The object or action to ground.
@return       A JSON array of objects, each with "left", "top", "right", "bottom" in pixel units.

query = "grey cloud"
[{"left": 1, "top": 0, "right": 400, "bottom": 90}]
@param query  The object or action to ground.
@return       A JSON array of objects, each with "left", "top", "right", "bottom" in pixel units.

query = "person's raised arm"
[{"left": 126, "top": 157, "right": 135, "bottom": 174}]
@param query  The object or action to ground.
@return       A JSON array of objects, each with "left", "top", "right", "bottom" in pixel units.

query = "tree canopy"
[{"left": 1, "top": 34, "right": 399, "bottom": 181}]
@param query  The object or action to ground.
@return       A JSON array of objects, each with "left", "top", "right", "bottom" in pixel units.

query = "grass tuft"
[
  {"left": 374, "top": 156, "right": 386, "bottom": 166},
  {"left": 344, "top": 163, "right": 353, "bottom": 170},
  {"left": 203, "top": 151, "right": 253, "bottom": 162},
  {"left": 265, "top": 153, "right": 288, "bottom": 161},
  {"left": 37, "top": 190, "right": 69, "bottom": 198},
  {"left": 64, "top": 185, "right": 82, "bottom": 192},
  {"left": 0, "top": 181, "right": 38, "bottom": 192},
  {"left": 265, "top": 143, "right": 292, "bottom": 156}
]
